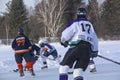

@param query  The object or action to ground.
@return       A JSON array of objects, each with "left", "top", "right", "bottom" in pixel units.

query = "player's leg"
[
  {"left": 59, "top": 48, "right": 76, "bottom": 80},
  {"left": 41, "top": 56, "right": 48, "bottom": 69},
  {"left": 73, "top": 41, "right": 91, "bottom": 80},
  {"left": 59, "top": 65, "right": 69, "bottom": 80},
  {"left": 24, "top": 54, "right": 36, "bottom": 71},
  {"left": 15, "top": 54, "right": 24, "bottom": 77},
  {"left": 89, "top": 58, "right": 97, "bottom": 72},
  {"left": 24, "top": 52, "right": 35, "bottom": 76},
  {"left": 40, "top": 51, "right": 50, "bottom": 69},
  {"left": 73, "top": 59, "right": 89, "bottom": 80},
  {"left": 73, "top": 68, "right": 84, "bottom": 80}
]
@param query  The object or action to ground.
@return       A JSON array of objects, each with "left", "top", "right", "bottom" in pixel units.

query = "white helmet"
[
  {"left": 38, "top": 40, "right": 45, "bottom": 47},
  {"left": 38, "top": 40, "right": 43, "bottom": 45}
]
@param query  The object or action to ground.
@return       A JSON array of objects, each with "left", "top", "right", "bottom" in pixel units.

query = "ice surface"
[{"left": 0, "top": 41, "right": 120, "bottom": 80}]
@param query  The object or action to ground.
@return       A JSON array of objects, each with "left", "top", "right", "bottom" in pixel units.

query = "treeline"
[{"left": 0, "top": 0, "right": 120, "bottom": 42}]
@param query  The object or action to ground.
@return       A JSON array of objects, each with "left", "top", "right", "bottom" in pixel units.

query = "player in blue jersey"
[
  {"left": 12, "top": 27, "right": 35, "bottom": 76},
  {"left": 59, "top": 8, "right": 98, "bottom": 80},
  {"left": 13, "top": 40, "right": 40, "bottom": 73}
]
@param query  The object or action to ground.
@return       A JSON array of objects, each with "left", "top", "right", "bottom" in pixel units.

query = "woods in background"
[{"left": 0, "top": 0, "right": 120, "bottom": 42}]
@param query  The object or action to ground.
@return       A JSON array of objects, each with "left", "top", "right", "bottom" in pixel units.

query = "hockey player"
[
  {"left": 38, "top": 40, "right": 59, "bottom": 69},
  {"left": 12, "top": 27, "right": 35, "bottom": 77},
  {"left": 13, "top": 40, "right": 40, "bottom": 73},
  {"left": 59, "top": 7, "right": 98, "bottom": 80}
]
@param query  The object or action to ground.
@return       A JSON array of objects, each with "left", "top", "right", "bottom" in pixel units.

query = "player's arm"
[
  {"left": 89, "top": 22, "right": 98, "bottom": 58},
  {"left": 61, "top": 23, "right": 75, "bottom": 47},
  {"left": 25, "top": 36, "right": 32, "bottom": 51}
]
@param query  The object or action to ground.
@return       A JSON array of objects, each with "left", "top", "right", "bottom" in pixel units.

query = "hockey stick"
[
  {"left": 98, "top": 55, "right": 120, "bottom": 65},
  {"left": 46, "top": 55, "right": 61, "bottom": 61},
  {"left": 68, "top": 55, "right": 120, "bottom": 74}
]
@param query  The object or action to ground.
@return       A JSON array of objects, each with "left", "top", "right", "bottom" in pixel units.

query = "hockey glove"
[
  {"left": 60, "top": 41, "right": 68, "bottom": 47},
  {"left": 91, "top": 51, "right": 98, "bottom": 58}
]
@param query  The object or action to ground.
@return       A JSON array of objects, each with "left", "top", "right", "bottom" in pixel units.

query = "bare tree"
[
  {"left": 36, "top": 0, "right": 68, "bottom": 38},
  {"left": 0, "top": 12, "right": 10, "bottom": 45}
]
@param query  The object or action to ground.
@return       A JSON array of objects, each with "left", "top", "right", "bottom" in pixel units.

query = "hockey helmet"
[
  {"left": 38, "top": 40, "right": 45, "bottom": 47},
  {"left": 77, "top": 8, "right": 87, "bottom": 18}
]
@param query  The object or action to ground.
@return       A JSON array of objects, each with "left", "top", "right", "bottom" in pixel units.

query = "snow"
[{"left": 0, "top": 40, "right": 120, "bottom": 80}]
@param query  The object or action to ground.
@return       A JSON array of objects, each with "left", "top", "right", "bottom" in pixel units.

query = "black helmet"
[{"left": 77, "top": 8, "right": 87, "bottom": 18}]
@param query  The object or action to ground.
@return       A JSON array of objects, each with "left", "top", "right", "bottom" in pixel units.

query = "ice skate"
[
  {"left": 90, "top": 68, "right": 97, "bottom": 73},
  {"left": 89, "top": 58, "right": 97, "bottom": 73},
  {"left": 13, "top": 69, "right": 19, "bottom": 72},
  {"left": 19, "top": 70, "right": 25, "bottom": 77},
  {"left": 29, "top": 69, "right": 35, "bottom": 76}
]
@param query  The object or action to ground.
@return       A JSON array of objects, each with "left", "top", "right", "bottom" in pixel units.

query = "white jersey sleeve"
[{"left": 61, "top": 23, "right": 76, "bottom": 43}]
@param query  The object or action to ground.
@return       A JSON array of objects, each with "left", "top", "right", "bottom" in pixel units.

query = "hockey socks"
[
  {"left": 17, "top": 62, "right": 23, "bottom": 71},
  {"left": 59, "top": 74, "right": 68, "bottom": 80}
]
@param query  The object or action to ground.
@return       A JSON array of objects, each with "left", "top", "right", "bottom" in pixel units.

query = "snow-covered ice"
[{"left": 0, "top": 40, "right": 120, "bottom": 80}]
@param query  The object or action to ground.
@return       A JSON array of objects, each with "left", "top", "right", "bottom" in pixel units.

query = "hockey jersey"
[{"left": 61, "top": 18, "right": 98, "bottom": 52}]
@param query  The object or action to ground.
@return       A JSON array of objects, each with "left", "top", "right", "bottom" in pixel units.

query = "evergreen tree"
[
  {"left": 65, "top": 0, "right": 82, "bottom": 21},
  {"left": 8, "top": 0, "right": 29, "bottom": 38},
  {"left": 101, "top": 0, "right": 120, "bottom": 39},
  {"left": 87, "top": 0, "right": 100, "bottom": 36}
]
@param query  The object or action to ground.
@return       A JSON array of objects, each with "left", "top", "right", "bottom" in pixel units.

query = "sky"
[
  {"left": 0, "top": 0, "right": 39, "bottom": 15},
  {"left": 0, "top": 0, "right": 105, "bottom": 15},
  {"left": 0, "top": 40, "right": 120, "bottom": 80}
]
